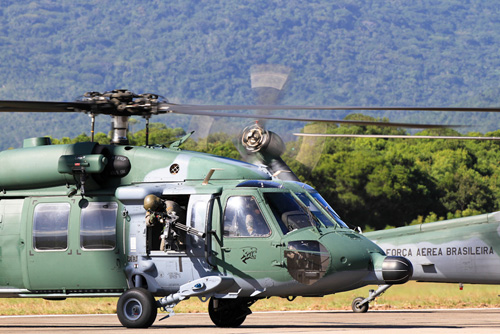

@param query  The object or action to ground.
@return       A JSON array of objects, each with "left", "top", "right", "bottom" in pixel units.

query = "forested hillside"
[
  {"left": 1, "top": 1, "right": 500, "bottom": 149},
  {"left": 2, "top": 1, "right": 500, "bottom": 229}
]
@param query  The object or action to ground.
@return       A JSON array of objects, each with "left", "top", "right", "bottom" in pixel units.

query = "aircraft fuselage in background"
[{"left": 366, "top": 212, "right": 500, "bottom": 284}]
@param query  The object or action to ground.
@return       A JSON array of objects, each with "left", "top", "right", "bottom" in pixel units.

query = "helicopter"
[{"left": 4, "top": 88, "right": 478, "bottom": 328}]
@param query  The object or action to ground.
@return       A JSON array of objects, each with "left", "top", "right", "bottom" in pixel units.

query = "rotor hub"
[
  {"left": 80, "top": 89, "right": 164, "bottom": 116},
  {"left": 77, "top": 90, "right": 167, "bottom": 145}
]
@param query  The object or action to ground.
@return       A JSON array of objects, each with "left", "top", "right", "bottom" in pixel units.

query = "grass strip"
[{"left": 0, "top": 282, "right": 498, "bottom": 316}]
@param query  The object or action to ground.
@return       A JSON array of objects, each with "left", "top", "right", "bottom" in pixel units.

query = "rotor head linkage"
[
  {"left": 80, "top": 90, "right": 165, "bottom": 145},
  {"left": 80, "top": 89, "right": 163, "bottom": 117}
]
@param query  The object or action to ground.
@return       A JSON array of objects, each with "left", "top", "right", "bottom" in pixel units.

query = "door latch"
[{"left": 272, "top": 260, "right": 286, "bottom": 267}]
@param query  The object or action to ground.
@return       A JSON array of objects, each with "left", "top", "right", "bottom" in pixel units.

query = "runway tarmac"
[{"left": 0, "top": 309, "right": 499, "bottom": 333}]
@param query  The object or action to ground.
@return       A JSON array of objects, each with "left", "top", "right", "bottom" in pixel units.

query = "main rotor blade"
[
  {"left": 0, "top": 100, "right": 129, "bottom": 117},
  {"left": 0, "top": 99, "right": 480, "bottom": 129},
  {"left": 2, "top": 95, "right": 498, "bottom": 115},
  {"left": 162, "top": 104, "right": 500, "bottom": 113},
  {"left": 294, "top": 133, "right": 500, "bottom": 140},
  {"left": 0, "top": 100, "right": 95, "bottom": 113},
  {"left": 336, "top": 106, "right": 500, "bottom": 112},
  {"left": 165, "top": 107, "right": 457, "bottom": 129}
]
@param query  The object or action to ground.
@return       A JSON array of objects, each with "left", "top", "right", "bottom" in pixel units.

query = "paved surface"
[{"left": 0, "top": 309, "right": 499, "bottom": 333}]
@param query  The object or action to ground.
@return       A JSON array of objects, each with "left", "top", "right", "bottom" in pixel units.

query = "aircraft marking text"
[{"left": 385, "top": 246, "right": 494, "bottom": 257}]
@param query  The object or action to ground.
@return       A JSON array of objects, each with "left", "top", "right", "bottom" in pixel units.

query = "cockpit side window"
[
  {"left": 264, "top": 192, "right": 314, "bottom": 234},
  {"left": 223, "top": 196, "right": 271, "bottom": 237}
]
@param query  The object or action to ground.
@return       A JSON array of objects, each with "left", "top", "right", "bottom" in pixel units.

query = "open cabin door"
[
  {"left": 144, "top": 193, "right": 214, "bottom": 268},
  {"left": 186, "top": 194, "right": 214, "bottom": 259},
  {"left": 25, "top": 197, "right": 127, "bottom": 292},
  {"left": 127, "top": 193, "right": 215, "bottom": 291}
]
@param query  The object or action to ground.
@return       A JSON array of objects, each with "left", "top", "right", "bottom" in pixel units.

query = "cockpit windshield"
[
  {"left": 286, "top": 182, "right": 348, "bottom": 229},
  {"left": 308, "top": 192, "right": 348, "bottom": 228},
  {"left": 263, "top": 192, "right": 315, "bottom": 234},
  {"left": 295, "top": 193, "right": 339, "bottom": 228}
]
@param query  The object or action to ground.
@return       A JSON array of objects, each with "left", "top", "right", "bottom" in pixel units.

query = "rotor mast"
[{"left": 111, "top": 115, "right": 130, "bottom": 145}]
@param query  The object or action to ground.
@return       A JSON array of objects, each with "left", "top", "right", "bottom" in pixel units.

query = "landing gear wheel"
[
  {"left": 117, "top": 288, "right": 158, "bottom": 328},
  {"left": 208, "top": 297, "right": 251, "bottom": 327},
  {"left": 352, "top": 297, "right": 369, "bottom": 313}
]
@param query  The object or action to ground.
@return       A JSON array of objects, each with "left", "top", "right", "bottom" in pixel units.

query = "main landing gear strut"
[{"left": 351, "top": 284, "right": 392, "bottom": 313}]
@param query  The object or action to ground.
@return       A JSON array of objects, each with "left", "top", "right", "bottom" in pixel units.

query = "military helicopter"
[{"left": 5, "top": 88, "right": 475, "bottom": 328}]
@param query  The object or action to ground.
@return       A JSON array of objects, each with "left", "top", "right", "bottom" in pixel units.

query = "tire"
[
  {"left": 117, "top": 288, "right": 158, "bottom": 328},
  {"left": 352, "top": 296, "right": 369, "bottom": 313},
  {"left": 208, "top": 297, "right": 249, "bottom": 327}
]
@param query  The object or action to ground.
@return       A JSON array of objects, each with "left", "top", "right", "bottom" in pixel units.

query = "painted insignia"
[{"left": 241, "top": 247, "right": 258, "bottom": 264}]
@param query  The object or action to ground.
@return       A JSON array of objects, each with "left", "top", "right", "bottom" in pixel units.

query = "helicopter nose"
[{"left": 381, "top": 256, "right": 413, "bottom": 284}]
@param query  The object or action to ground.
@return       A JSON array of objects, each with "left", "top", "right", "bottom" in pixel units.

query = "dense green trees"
[
  {"left": 293, "top": 124, "right": 500, "bottom": 230},
  {"left": 53, "top": 118, "right": 500, "bottom": 231}
]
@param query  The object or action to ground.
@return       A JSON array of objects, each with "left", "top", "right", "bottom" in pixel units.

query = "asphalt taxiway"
[{"left": 0, "top": 309, "right": 498, "bottom": 333}]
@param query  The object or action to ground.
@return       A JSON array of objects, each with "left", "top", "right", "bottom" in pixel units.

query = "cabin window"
[
  {"left": 80, "top": 202, "right": 118, "bottom": 250},
  {"left": 33, "top": 203, "right": 70, "bottom": 251},
  {"left": 223, "top": 196, "right": 271, "bottom": 237}
]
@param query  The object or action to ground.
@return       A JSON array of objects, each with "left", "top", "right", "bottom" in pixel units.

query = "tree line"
[{"left": 50, "top": 117, "right": 500, "bottom": 231}]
